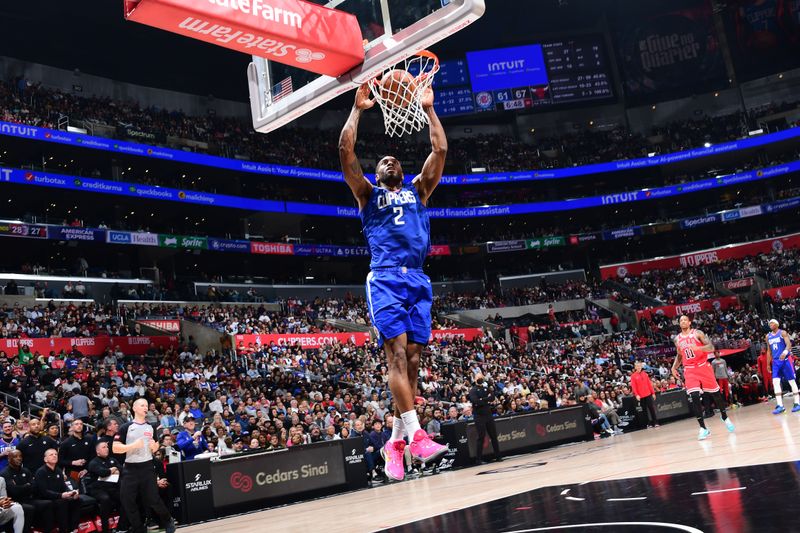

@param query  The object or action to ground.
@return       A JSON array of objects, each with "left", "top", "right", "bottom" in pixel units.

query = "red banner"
[
  {"left": 429, "top": 328, "right": 484, "bottom": 342},
  {"left": 0, "top": 336, "right": 178, "bottom": 357},
  {"left": 428, "top": 245, "right": 452, "bottom": 256},
  {"left": 723, "top": 278, "right": 754, "bottom": 290},
  {"left": 600, "top": 232, "right": 800, "bottom": 279},
  {"left": 763, "top": 284, "right": 800, "bottom": 301},
  {"left": 250, "top": 241, "right": 294, "bottom": 255},
  {"left": 124, "top": 0, "right": 364, "bottom": 77},
  {"left": 234, "top": 332, "right": 370, "bottom": 351},
  {"left": 636, "top": 296, "right": 740, "bottom": 320},
  {"left": 137, "top": 319, "right": 181, "bottom": 333}
]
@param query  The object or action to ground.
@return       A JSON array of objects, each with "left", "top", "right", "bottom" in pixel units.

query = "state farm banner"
[
  {"left": 137, "top": 320, "right": 181, "bottom": 333},
  {"left": 0, "top": 336, "right": 178, "bottom": 357},
  {"left": 601, "top": 231, "right": 800, "bottom": 279},
  {"left": 234, "top": 332, "right": 370, "bottom": 351},
  {"left": 430, "top": 328, "right": 484, "bottom": 342},
  {"left": 636, "top": 296, "right": 739, "bottom": 320},
  {"left": 123, "top": 0, "right": 364, "bottom": 77},
  {"left": 763, "top": 284, "right": 800, "bottom": 301}
]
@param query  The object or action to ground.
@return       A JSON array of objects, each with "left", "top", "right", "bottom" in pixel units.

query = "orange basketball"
[{"left": 380, "top": 69, "right": 417, "bottom": 108}]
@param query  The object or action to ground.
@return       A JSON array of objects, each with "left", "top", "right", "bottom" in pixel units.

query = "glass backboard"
[{"left": 247, "top": 0, "right": 485, "bottom": 133}]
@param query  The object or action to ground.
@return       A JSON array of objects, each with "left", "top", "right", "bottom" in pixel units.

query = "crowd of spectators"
[
  {"left": 432, "top": 280, "right": 604, "bottom": 314},
  {"left": 0, "top": 301, "right": 128, "bottom": 339},
  {"left": 3, "top": 76, "right": 798, "bottom": 178}
]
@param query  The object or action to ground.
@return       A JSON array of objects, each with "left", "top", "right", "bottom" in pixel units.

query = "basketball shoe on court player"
[
  {"left": 672, "top": 315, "right": 735, "bottom": 440},
  {"left": 339, "top": 81, "right": 447, "bottom": 480}
]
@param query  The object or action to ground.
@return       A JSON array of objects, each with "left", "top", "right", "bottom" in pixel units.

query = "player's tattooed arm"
[
  {"left": 695, "top": 330, "right": 715, "bottom": 353},
  {"left": 414, "top": 86, "right": 447, "bottom": 205},
  {"left": 339, "top": 83, "right": 374, "bottom": 209}
]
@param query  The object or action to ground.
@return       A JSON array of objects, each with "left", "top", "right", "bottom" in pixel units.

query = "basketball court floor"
[{"left": 182, "top": 403, "right": 800, "bottom": 532}]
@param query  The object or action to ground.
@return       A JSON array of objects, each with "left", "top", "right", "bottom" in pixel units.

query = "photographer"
[{"left": 468, "top": 374, "right": 502, "bottom": 464}]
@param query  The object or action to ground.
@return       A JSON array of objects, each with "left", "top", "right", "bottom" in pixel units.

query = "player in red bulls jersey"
[{"left": 671, "top": 315, "right": 736, "bottom": 440}]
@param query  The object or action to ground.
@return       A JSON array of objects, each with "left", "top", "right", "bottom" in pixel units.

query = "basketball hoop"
[{"left": 369, "top": 50, "right": 440, "bottom": 138}]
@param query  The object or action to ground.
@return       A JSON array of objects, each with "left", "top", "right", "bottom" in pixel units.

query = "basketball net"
[{"left": 369, "top": 51, "right": 440, "bottom": 138}]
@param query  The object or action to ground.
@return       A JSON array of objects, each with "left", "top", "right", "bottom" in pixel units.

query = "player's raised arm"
[
  {"left": 695, "top": 330, "right": 715, "bottom": 353},
  {"left": 339, "top": 83, "right": 374, "bottom": 210},
  {"left": 413, "top": 87, "right": 447, "bottom": 205}
]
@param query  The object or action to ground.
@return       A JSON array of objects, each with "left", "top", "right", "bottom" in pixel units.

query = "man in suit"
[
  {"left": 0, "top": 450, "right": 51, "bottom": 533},
  {"left": 468, "top": 374, "right": 502, "bottom": 464}
]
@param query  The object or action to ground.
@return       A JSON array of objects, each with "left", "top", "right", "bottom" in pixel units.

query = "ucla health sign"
[{"left": 1, "top": 120, "right": 798, "bottom": 185}]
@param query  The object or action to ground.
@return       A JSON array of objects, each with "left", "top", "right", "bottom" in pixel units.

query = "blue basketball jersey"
[
  {"left": 768, "top": 330, "right": 788, "bottom": 359},
  {"left": 360, "top": 185, "right": 430, "bottom": 269}
]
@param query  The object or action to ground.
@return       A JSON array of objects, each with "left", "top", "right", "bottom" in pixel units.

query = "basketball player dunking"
[
  {"left": 339, "top": 82, "right": 448, "bottom": 481},
  {"left": 671, "top": 315, "right": 735, "bottom": 440},
  {"left": 765, "top": 318, "right": 800, "bottom": 414}
]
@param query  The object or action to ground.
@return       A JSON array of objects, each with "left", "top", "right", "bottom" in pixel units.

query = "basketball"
[{"left": 380, "top": 69, "right": 417, "bottom": 108}]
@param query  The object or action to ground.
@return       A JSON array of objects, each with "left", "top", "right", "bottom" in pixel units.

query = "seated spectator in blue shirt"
[{"left": 175, "top": 416, "right": 208, "bottom": 460}]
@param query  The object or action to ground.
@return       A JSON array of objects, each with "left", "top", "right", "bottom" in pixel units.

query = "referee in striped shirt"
[{"left": 113, "top": 398, "right": 176, "bottom": 533}]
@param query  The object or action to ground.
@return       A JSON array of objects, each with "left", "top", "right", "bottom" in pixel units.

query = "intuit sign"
[{"left": 467, "top": 44, "right": 548, "bottom": 92}]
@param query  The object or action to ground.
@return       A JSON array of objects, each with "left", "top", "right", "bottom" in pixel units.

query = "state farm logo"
[
  {"left": 296, "top": 48, "right": 325, "bottom": 63},
  {"left": 230, "top": 472, "right": 253, "bottom": 493}
]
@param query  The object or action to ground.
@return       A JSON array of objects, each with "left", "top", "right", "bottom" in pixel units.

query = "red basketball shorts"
[{"left": 684, "top": 364, "right": 720, "bottom": 394}]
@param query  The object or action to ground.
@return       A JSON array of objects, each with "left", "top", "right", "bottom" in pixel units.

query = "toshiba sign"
[{"left": 124, "top": 0, "right": 364, "bottom": 77}]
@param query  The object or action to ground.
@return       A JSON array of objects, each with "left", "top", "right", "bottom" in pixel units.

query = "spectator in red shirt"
[
  {"left": 757, "top": 349, "right": 772, "bottom": 399},
  {"left": 630, "top": 361, "right": 659, "bottom": 428}
]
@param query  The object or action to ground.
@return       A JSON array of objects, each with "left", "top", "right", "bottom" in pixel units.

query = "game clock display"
[{"left": 432, "top": 36, "right": 614, "bottom": 117}]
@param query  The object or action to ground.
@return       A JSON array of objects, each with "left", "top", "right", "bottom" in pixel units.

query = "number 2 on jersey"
[{"left": 393, "top": 206, "right": 405, "bottom": 225}]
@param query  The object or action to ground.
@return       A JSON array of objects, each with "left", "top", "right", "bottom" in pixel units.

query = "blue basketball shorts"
[
  {"left": 365, "top": 267, "right": 432, "bottom": 345},
  {"left": 773, "top": 358, "right": 797, "bottom": 381}
]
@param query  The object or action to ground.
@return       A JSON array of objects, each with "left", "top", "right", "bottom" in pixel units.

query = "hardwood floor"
[{"left": 181, "top": 403, "right": 800, "bottom": 532}]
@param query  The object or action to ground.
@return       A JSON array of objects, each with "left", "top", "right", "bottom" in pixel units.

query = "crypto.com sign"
[{"left": 124, "top": 0, "right": 364, "bottom": 76}]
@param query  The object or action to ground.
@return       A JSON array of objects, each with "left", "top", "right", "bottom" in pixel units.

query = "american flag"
[{"left": 272, "top": 77, "right": 293, "bottom": 103}]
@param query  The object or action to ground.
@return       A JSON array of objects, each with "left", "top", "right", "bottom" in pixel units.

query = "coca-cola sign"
[{"left": 723, "top": 278, "right": 754, "bottom": 290}]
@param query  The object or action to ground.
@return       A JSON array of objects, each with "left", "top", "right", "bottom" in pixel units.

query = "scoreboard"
[{"left": 432, "top": 36, "right": 614, "bottom": 117}]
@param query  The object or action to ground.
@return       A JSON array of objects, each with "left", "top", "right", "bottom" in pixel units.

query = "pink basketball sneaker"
[
  {"left": 381, "top": 440, "right": 406, "bottom": 481},
  {"left": 409, "top": 429, "right": 448, "bottom": 463}
]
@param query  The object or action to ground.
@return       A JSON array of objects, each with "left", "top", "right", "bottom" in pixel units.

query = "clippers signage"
[
  {"left": 635, "top": 296, "right": 740, "bottom": 320},
  {"left": 466, "top": 407, "right": 587, "bottom": 458},
  {"left": 123, "top": 0, "right": 364, "bottom": 77},
  {"left": 211, "top": 444, "right": 345, "bottom": 506},
  {"left": 600, "top": 232, "right": 800, "bottom": 279},
  {"left": 763, "top": 284, "right": 800, "bottom": 301},
  {"left": 234, "top": 332, "right": 370, "bottom": 351},
  {"left": 0, "top": 336, "right": 178, "bottom": 357},
  {"left": 0, "top": 223, "right": 47, "bottom": 239},
  {"left": 430, "top": 329, "right": 484, "bottom": 343}
]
